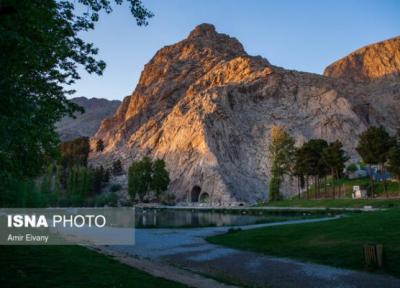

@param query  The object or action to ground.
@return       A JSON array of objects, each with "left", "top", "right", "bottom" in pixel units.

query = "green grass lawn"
[
  {"left": 266, "top": 198, "right": 400, "bottom": 208},
  {"left": 207, "top": 209, "right": 400, "bottom": 277},
  {"left": 0, "top": 245, "right": 185, "bottom": 288}
]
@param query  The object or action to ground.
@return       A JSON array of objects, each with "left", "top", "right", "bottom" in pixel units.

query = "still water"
[{"left": 135, "top": 208, "right": 320, "bottom": 228}]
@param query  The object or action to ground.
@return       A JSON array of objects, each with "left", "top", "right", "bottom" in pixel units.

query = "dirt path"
[
  {"left": 93, "top": 246, "right": 238, "bottom": 288},
  {"left": 100, "top": 217, "right": 400, "bottom": 288}
]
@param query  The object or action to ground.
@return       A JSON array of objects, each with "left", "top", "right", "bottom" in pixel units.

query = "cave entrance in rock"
[
  {"left": 199, "top": 192, "right": 210, "bottom": 203},
  {"left": 191, "top": 186, "right": 201, "bottom": 202}
]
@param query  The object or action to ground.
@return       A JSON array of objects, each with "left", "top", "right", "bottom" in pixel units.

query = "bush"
[
  {"left": 347, "top": 163, "right": 358, "bottom": 173},
  {"left": 93, "top": 192, "right": 118, "bottom": 207},
  {"left": 0, "top": 173, "right": 51, "bottom": 208},
  {"left": 110, "top": 184, "right": 122, "bottom": 193}
]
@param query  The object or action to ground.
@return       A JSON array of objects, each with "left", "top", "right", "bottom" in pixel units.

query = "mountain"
[
  {"left": 56, "top": 97, "right": 121, "bottom": 141},
  {"left": 324, "top": 36, "right": 400, "bottom": 82},
  {"left": 90, "top": 24, "right": 400, "bottom": 204},
  {"left": 324, "top": 36, "right": 400, "bottom": 133}
]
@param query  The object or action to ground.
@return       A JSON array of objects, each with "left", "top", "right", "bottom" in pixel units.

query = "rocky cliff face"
[
  {"left": 324, "top": 36, "right": 400, "bottom": 137},
  {"left": 56, "top": 97, "right": 121, "bottom": 141},
  {"left": 324, "top": 36, "right": 400, "bottom": 82},
  {"left": 90, "top": 24, "right": 400, "bottom": 204}
]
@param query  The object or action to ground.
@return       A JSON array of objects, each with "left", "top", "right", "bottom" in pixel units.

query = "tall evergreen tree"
[{"left": 356, "top": 126, "right": 395, "bottom": 197}]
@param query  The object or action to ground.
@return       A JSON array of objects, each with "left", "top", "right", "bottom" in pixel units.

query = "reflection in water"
[{"left": 134, "top": 209, "right": 317, "bottom": 228}]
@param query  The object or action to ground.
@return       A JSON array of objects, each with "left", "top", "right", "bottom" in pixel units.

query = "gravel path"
[{"left": 104, "top": 217, "right": 400, "bottom": 288}]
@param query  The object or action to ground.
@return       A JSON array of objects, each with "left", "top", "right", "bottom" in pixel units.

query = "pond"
[{"left": 134, "top": 208, "right": 329, "bottom": 228}]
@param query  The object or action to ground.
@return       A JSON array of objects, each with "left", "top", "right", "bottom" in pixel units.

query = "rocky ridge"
[
  {"left": 56, "top": 97, "right": 121, "bottom": 141},
  {"left": 90, "top": 24, "right": 400, "bottom": 204},
  {"left": 324, "top": 36, "right": 400, "bottom": 82}
]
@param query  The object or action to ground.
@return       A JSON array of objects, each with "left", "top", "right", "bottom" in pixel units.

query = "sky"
[{"left": 71, "top": 0, "right": 400, "bottom": 101}]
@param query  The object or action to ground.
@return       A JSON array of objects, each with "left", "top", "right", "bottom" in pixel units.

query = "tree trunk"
[
  {"left": 398, "top": 176, "right": 400, "bottom": 196},
  {"left": 318, "top": 177, "right": 321, "bottom": 199},
  {"left": 306, "top": 176, "right": 309, "bottom": 200},
  {"left": 369, "top": 164, "right": 374, "bottom": 197},
  {"left": 331, "top": 169, "right": 335, "bottom": 199},
  {"left": 314, "top": 176, "right": 317, "bottom": 199},
  {"left": 336, "top": 171, "right": 341, "bottom": 198},
  {"left": 324, "top": 176, "right": 327, "bottom": 198},
  {"left": 298, "top": 177, "right": 301, "bottom": 199},
  {"left": 381, "top": 164, "right": 388, "bottom": 198}
]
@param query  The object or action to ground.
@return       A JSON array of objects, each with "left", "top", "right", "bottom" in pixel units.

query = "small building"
[{"left": 352, "top": 185, "right": 367, "bottom": 199}]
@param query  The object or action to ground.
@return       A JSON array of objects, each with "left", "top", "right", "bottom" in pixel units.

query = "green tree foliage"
[
  {"left": 321, "top": 140, "right": 349, "bottom": 198},
  {"left": 128, "top": 157, "right": 152, "bottom": 201},
  {"left": 53, "top": 164, "right": 109, "bottom": 205},
  {"left": 293, "top": 148, "right": 306, "bottom": 198},
  {"left": 92, "top": 165, "right": 106, "bottom": 195},
  {"left": 0, "top": 162, "right": 114, "bottom": 208},
  {"left": 103, "top": 168, "right": 111, "bottom": 183},
  {"left": 356, "top": 126, "right": 395, "bottom": 196},
  {"left": 387, "top": 132, "right": 400, "bottom": 182},
  {"left": 128, "top": 157, "right": 170, "bottom": 202},
  {"left": 40, "top": 165, "right": 54, "bottom": 195},
  {"left": 295, "top": 139, "right": 329, "bottom": 199},
  {"left": 0, "top": 0, "right": 152, "bottom": 185},
  {"left": 0, "top": 177, "right": 49, "bottom": 208},
  {"left": 268, "top": 126, "right": 296, "bottom": 201},
  {"left": 96, "top": 139, "right": 105, "bottom": 152},
  {"left": 59, "top": 137, "right": 90, "bottom": 168},
  {"left": 346, "top": 163, "right": 358, "bottom": 173},
  {"left": 151, "top": 159, "right": 170, "bottom": 197}
]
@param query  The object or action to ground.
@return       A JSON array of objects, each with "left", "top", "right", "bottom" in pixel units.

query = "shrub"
[
  {"left": 347, "top": 163, "right": 358, "bottom": 173},
  {"left": 110, "top": 184, "right": 122, "bottom": 193}
]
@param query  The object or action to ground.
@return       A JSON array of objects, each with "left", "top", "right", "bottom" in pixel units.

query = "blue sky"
[{"left": 72, "top": 0, "right": 400, "bottom": 101}]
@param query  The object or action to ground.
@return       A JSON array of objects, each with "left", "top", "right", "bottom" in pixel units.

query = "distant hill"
[{"left": 56, "top": 97, "right": 121, "bottom": 141}]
